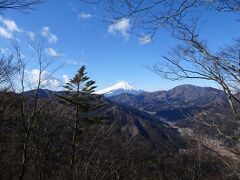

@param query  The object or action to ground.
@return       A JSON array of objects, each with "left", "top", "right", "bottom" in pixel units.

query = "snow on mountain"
[{"left": 96, "top": 81, "right": 144, "bottom": 97}]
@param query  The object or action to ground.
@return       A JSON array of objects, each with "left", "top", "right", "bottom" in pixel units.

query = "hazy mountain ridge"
[
  {"left": 109, "top": 84, "right": 228, "bottom": 121},
  {"left": 24, "top": 84, "right": 229, "bottom": 122},
  {"left": 23, "top": 89, "right": 58, "bottom": 99}
]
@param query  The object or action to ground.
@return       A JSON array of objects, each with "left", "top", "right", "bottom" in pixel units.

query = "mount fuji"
[{"left": 96, "top": 81, "right": 144, "bottom": 97}]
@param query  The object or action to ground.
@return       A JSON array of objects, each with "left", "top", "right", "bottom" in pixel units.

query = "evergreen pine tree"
[{"left": 58, "top": 65, "right": 103, "bottom": 179}]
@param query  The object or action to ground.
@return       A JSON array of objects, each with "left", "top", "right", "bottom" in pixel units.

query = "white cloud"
[
  {"left": 139, "top": 35, "right": 152, "bottom": 45},
  {"left": 66, "top": 59, "right": 78, "bottom": 65},
  {"left": 0, "top": 26, "right": 12, "bottom": 39},
  {"left": 0, "top": 16, "right": 23, "bottom": 39},
  {"left": 45, "top": 48, "right": 61, "bottom": 57},
  {"left": 0, "top": 48, "right": 8, "bottom": 54},
  {"left": 27, "top": 31, "right": 35, "bottom": 40},
  {"left": 78, "top": 12, "right": 93, "bottom": 19},
  {"left": 63, "top": 75, "right": 70, "bottom": 83},
  {"left": 3, "top": 20, "right": 21, "bottom": 32},
  {"left": 0, "top": 16, "right": 22, "bottom": 32},
  {"left": 41, "top": 26, "right": 58, "bottom": 43},
  {"left": 27, "top": 69, "right": 62, "bottom": 90},
  {"left": 108, "top": 18, "right": 130, "bottom": 39}
]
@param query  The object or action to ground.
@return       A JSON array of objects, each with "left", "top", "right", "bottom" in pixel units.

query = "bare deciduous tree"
[
  {"left": 83, "top": 0, "right": 240, "bottom": 117},
  {"left": 13, "top": 35, "right": 59, "bottom": 180},
  {"left": 151, "top": 22, "right": 240, "bottom": 117},
  {"left": 81, "top": 0, "right": 240, "bottom": 37},
  {"left": 0, "top": 55, "right": 17, "bottom": 91},
  {"left": 0, "top": 0, "right": 43, "bottom": 12},
  {"left": 184, "top": 112, "right": 240, "bottom": 178}
]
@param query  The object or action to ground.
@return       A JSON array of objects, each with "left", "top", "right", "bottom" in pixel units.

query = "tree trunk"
[{"left": 70, "top": 105, "right": 79, "bottom": 180}]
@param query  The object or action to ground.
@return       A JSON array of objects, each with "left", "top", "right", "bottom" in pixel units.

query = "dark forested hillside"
[
  {"left": 1, "top": 91, "right": 186, "bottom": 179},
  {"left": 1, "top": 87, "right": 239, "bottom": 179}
]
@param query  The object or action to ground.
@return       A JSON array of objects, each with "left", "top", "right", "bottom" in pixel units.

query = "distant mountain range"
[
  {"left": 96, "top": 81, "right": 144, "bottom": 97},
  {"left": 109, "top": 84, "right": 228, "bottom": 121},
  {"left": 25, "top": 84, "right": 229, "bottom": 122},
  {"left": 23, "top": 88, "right": 58, "bottom": 99},
  {"left": 22, "top": 84, "right": 236, "bottom": 149}
]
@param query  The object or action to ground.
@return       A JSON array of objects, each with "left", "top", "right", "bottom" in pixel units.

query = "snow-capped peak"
[
  {"left": 111, "top": 81, "right": 135, "bottom": 91},
  {"left": 96, "top": 81, "right": 143, "bottom": 97}
]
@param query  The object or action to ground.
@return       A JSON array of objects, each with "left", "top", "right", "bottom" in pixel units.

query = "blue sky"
[{"left": 0, "top": 0, "right": 239, "bottom": 91}]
